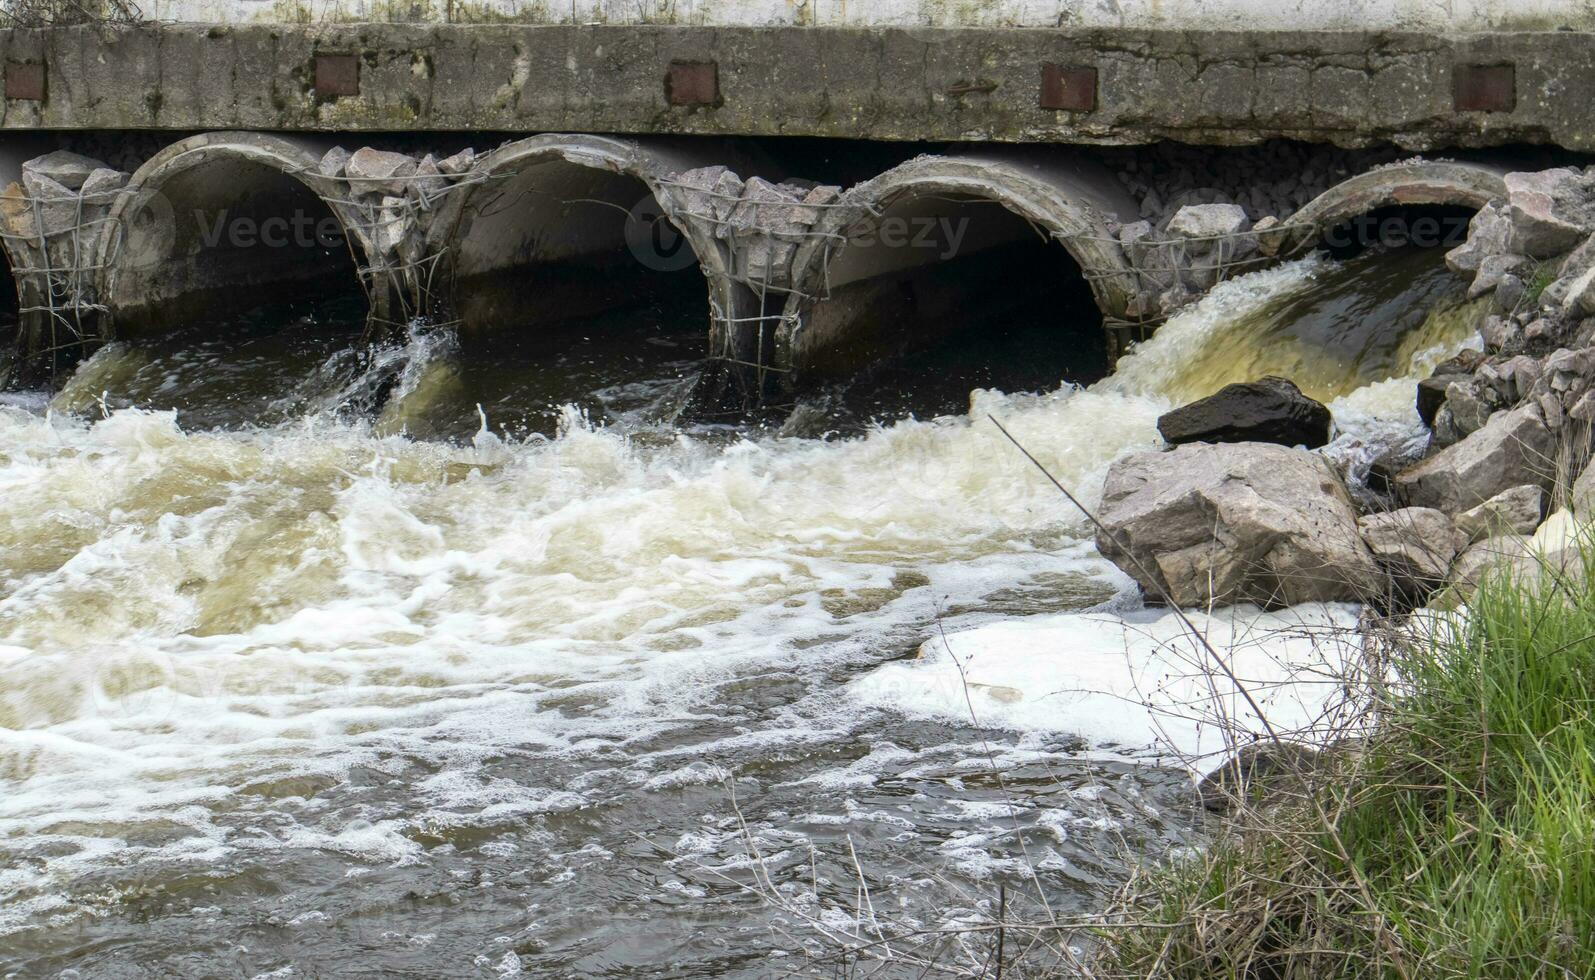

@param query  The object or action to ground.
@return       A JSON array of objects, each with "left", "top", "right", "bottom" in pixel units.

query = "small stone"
[
  {"left": 1446, "top": 533, "right": 1537, "bottom": 602},
  {"left": 1480, "top": 315, "right": 1522, "bottom": 352},
  {"left": 1442, "top": 379, "right": 1502, "bottom": 437},
  {"left": 1417, "top": 375, "right": 1452, "bottom": 428},
  {"left": 1470, "top": 253, "right": 1530, "bottom": 300},
  {"left": 1495, "top": 273, "right": 1527, "bottom": 312},
  {"left": 1446, "top": 202, "right": 1511, "bottom": 275},
  {"left": 1455, "top": 485, "right": 1547, "bottom": 543},
  {"left": 319, "top": 146, "right": 351, "bottom": 178},
  {"left": 1165, "top": 203, "right": 1251, "bottom": 256},
  {"left": 1539, "top": 391, "right": 1566, "bottom": 429},
  {"left": 1253, "top": 215, "right": 1285, "bottom": 257},
  {"left": 1524, "top": 317, "right": 1560, "bottom": 345},
  {"left": 436, "top": 148, "right": 476, "bottom": 175},
  {"left": 1359, "top": 506, "right": 1468, "bottom": 598}
]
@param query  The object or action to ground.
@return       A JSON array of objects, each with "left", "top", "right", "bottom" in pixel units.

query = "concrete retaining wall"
[{"left": 0, "top": 24, "right": 1591, "bottom": 149}]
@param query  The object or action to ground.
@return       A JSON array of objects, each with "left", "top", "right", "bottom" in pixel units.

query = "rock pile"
[
  {"left": 1098, "top": 164, "right": 1595, "bottom": 611},
  {"left": 318, "top": 145, "right": 477, "bottom": 272},
  {"left": 664, "top": 166, "right": 842, "bottom": 287}
]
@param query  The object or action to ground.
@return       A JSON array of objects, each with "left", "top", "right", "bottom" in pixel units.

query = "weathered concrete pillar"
[
  {"left": 0, "top": 141, "right": 126, "bottom": 381},
  {"left": 775, "top": 151, "right": 1141, "bottom": 389},
  {"left": 92, "top": 131, "right": 375, "bottom": 342}
]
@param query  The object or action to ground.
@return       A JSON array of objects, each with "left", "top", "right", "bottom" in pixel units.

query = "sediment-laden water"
[{"left": 0, "top": 246, "right": 1484, "bottom": 976}]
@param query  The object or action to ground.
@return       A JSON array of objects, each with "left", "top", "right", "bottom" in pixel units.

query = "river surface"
[{"left": 0, "top": 246, "right": 1482, "bottom": 977}]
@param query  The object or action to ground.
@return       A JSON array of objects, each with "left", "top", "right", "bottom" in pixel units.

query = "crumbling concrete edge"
[{"left": 0, "top": 25, "right": 1589, "bottom": 150}]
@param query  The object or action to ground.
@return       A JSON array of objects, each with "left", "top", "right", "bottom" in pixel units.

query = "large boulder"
[
  {"left": 1503, "top": 168, "right": 1595, "bottom": 259},
  {"left": 1095, "top": 442, "right": 1379, "bottom": 609},
  {"left": 21, "top": 149, "right": 102, "bottom": 190},
  {"left": 1395, "top": 404, "right": 1556, "bottom": 514},
  {"left": 1358, "top": 507, "right": 1467, "bottom": 600},
  {"left": 1157, "top": 377, "right": 1332, "bottom": 449}
]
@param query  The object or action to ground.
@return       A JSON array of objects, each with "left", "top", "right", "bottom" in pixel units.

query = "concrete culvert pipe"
[
  {"left": 777, "top": 152, "right": 1139, "bottom": 396},
  {"left": 429, "top": 136, "right": 744, "bottom": 354},
  {"left": 1283, "top": 160, "right": 1509, "bottom": 258},
  {"left": 96, "top": 132, "right": 371, "bottom": 340}
]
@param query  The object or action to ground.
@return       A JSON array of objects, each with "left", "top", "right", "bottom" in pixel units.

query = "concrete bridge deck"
[{"left": 0, "top": 22, "right": 1589, "bottom": 150}]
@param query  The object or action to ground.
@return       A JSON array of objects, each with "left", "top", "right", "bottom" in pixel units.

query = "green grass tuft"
[{"left": 1102, "top": 532, "right": 1595, "bottom": 979}]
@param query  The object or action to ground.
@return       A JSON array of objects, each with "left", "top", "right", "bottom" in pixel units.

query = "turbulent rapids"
[{"left": 0, "top": 245, "right": 1487, "bottom": 975}]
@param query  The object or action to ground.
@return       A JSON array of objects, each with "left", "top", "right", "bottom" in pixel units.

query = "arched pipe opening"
[
  {"left": 418, "top": 136, "right": 749, "bottom": 435},
  {"left": 775, "top": 155, "right": 1137, "bottom": 416},
  {"left": 97, "top": 133, "right": 371, "bottom": 342},
  {"left": 1282, "top": 161, "right": 1508, "bottom": 259}
]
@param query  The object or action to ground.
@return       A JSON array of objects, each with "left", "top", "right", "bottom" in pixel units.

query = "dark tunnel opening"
[
  {"left": 793, "top": 195, "right": 1108, "bottom": 425},
  {"left": 437, "top": 160, "right": 713, "bottom": 439},
  {"left": 85, "top": 159, "right": 368, "bottom": 428},
  {"left": 1319, "top": 204, "right": 1476, "bottom": 261}
]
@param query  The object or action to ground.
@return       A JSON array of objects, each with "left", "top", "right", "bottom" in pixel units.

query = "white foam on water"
[{"left": 847, "top": 603, "right": 1365, "bottom": 777}]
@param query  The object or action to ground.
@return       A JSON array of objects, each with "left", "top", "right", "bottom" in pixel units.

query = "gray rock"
[
  {"left": 1253, "top": 214, "right": 1285, "bottom": 256},
  {"left": 1504, "top": 168, "right": 1595, "bottom": 259},
  {"left": 1095, "top": 442, "right": 1379, "bottom": 609},
  {"left": 77, "top": 167, "right": 128, "bottom": 206},
  {"left": 1562, "top": 264, "right": 1595, "bottom": 318},
  {"left": 318, "top": 146, "right": 351, "bottom": 178},
  {"left": 1358, "top": 507, "right": 1468, "bottom": 597},
  {"left": 1469, "top": 253, "right": 1529, "bottom": 300},
  {"left": 406, "top": 155, "right": 448, "bottom": 203},
  {"left": 345, "top": 148, "right": 418, "bottom": 196},
  {"left": 1446, "top": 533, "right": 1538, "bottom": 602},
  {"left": 1395, "top": 404, "right": 1557, "bottom": 513},
  {"left": 1417, "top": 375, "right": 1452, "bottom": 428},
  {"left": 1446, "top": 202, "right": 1511, "bottom": 275},
  {"left": 1455, "top": 485, "right": 1547, "bottom": 543},
  {"left": 1157, "top": 377, "right": 1332, "bottom": 449},
  {"left": 436, "top": 148, "right": 476, "bottom": 175},
  {"left": 1165, "top": 203, "right": 1251, "bottom": 256},
  {"left": 1197, "top": 741, "right": 1322, "bottom": 814},
  {"left": 1495, "top": 273, "right": 1527, "bottom": 313},
  {"left": 1480, "top": 315, "right": 1522, "bottom": 353},
  {"left": 21, "top": 150, "right": 103, "bottom": 190},
  {"left": 1441, "top": 378, "right": 1503, "bottom": 438},
  {"left": 19, "top": 170, "right": 81, "bottom": 236},
  {"left": 1524, "top": 317, "right": 1563, "bottom": 346}
]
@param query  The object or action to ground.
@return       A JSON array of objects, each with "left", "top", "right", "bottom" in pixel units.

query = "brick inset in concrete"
[
  {"left": 1041, "top": 65, "right": 1096, "bottom": 112},
  {"left": 314, "top": 53, "right": 360, "bottom": 98},
  {"left": 5, "top": 61, "right": 45, "bottom": 102},
  {"left": 1454, "top": 63, "right": 1515, "bottom": 113},
  {"left": 667, "top": 61, "right": 719, "bottom": 107}
]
